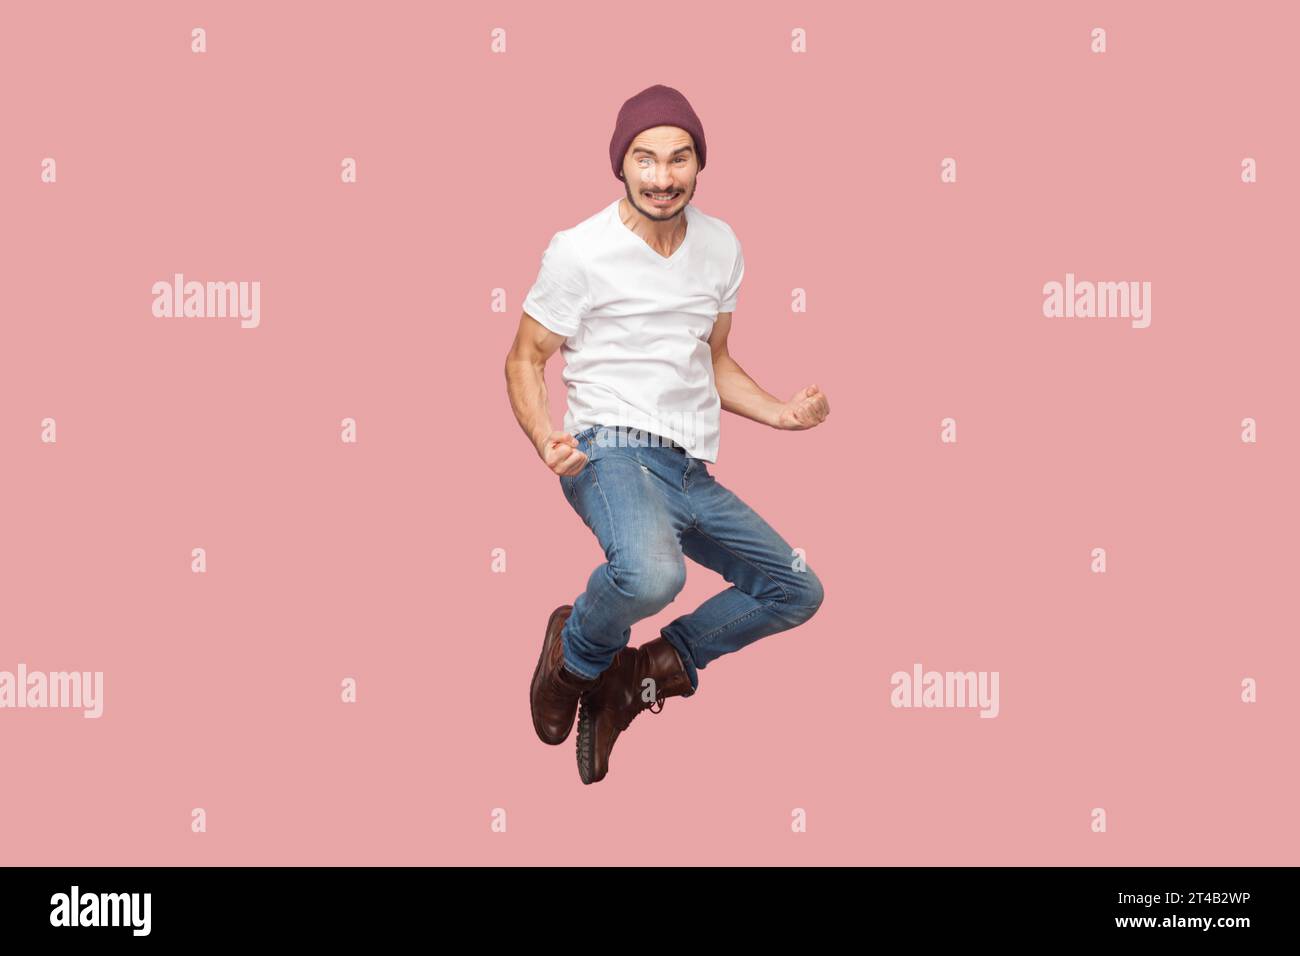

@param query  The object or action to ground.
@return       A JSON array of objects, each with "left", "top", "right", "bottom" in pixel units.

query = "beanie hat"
[{"left": 609, "top": 84, "right": 707, "bottom": 182}]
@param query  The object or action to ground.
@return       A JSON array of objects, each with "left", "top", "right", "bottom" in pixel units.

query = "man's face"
[{"left": 621, "top": 126, "right": 698, "bottom": 221}]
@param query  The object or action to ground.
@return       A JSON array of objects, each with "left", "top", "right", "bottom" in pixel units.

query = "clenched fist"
[
  {"left": 539, "top": 431, "right": 590, "bottom": 476},
  {"left": 775, "top": 384, "right": 830, "bottom": 430}
]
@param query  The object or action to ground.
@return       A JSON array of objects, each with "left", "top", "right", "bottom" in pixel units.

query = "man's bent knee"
[
  {"left": 614, "top": 557, "right": 687, "bottom": 613},
  {"left": 787, "top": 569, "right": 825, "bottom": 622}
]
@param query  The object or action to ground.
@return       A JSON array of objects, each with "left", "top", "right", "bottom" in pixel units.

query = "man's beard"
[{"left": 624, "top": 179, "right": 695, "bottom": 221}]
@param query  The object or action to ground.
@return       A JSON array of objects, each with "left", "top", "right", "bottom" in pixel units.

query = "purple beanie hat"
[{"left": 609, "top": 84, "right": 707, "bottom": 181}]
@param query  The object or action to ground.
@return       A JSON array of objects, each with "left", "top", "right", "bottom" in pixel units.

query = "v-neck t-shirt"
[{"left": 522, "top": 198, "right": 744, "bottom": 463}]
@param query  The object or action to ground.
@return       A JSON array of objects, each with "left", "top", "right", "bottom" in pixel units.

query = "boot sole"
[
  {"left": 576, "top": 700, "right": 605, "bottom": 785},
  {"left": 531, "top": 605, "right": 574, "bottom": 745}
]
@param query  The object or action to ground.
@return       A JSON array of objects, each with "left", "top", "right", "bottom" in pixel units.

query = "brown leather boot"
[
  {"left": 575, "top": 636, "right": 693, "bottom": 784},
  {"left": 531, "top": 605, "right": 600, "bottom": 745}
]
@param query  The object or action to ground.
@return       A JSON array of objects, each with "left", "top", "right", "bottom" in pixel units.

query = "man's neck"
[{"left": 618, "top": 197, "right": 687, "bottom": 255}]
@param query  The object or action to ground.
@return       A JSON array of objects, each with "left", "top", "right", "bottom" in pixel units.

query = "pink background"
[{"left": 2, "top": 1, "right": 1296, "bottom": 865}]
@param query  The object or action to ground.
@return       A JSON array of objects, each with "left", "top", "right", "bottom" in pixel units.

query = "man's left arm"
[{"left": 709, "top": 312, "right": 830, "bottom": 430}]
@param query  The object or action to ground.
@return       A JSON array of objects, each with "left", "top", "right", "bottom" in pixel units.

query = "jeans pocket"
[
  {"left": 581, "top": 427, "right": 602, "bottom": 464},
  {"left": 560, "top": 441, "right": 591, "bottom": 505}
]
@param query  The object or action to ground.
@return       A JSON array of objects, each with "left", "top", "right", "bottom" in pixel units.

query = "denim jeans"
[{"left": 557, "top": 424, "right": 825, "bottom": 694}]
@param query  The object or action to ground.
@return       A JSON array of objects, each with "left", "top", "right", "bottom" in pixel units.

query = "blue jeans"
[{"left": 557, "top": 424, "right": 825, "bottom": 694}]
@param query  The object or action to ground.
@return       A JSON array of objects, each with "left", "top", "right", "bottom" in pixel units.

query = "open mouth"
[{"left": 644, "top": 191, "right": 679, "bottom": 205}]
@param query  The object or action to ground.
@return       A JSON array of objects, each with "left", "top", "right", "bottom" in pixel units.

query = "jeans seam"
[
  {"left": 690, "top": 598, "right": 780, "bottom": 651},
  {"left": 567, "top": 453, "right": 621, "bottom": 663},
  {"left": 686, "top": 524, "right": 793, "bottom": 605}
]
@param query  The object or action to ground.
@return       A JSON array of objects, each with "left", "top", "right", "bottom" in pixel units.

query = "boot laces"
[{"left": 612, "top": 692, "right": 665, "bottom": 732}]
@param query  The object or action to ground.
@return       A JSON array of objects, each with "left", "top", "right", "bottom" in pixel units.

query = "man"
[{"left": 505, "top": 84, "right": 829, "bottom": 785}]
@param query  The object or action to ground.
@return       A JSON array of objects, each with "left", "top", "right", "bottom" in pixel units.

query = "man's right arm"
[
  {"left": 505, "top": 312, "right": 587, "bottom": 475},
  {"left": 505, "top": 311, "right": 565, "bottom": 455}
]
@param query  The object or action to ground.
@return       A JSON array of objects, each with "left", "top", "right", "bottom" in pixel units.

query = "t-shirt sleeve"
[
  {"left": 522, "top": 231, "right": 589, "bottom": 337},
  {"left": 719, "top": 233, "right": 744, "bottom": 313}
]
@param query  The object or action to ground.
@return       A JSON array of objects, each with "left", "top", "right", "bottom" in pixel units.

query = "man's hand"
[
  {"left": 539, "top": 430, "right": 590, "bottom": 476},
  {"left": 774, "top": 385, "right": 830, "bottom": 430}
]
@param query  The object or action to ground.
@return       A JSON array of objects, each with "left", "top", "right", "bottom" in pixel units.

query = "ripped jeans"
[{"left": 557, "top": 424, "right": 825, "bottom": 694}]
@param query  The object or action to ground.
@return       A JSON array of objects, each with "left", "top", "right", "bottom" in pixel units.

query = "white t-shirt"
[{"left": 522, "top": 198, "right": 744, "bottom": 463}]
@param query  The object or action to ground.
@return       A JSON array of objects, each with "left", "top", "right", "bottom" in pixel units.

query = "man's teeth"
[{"left": 647, "top": 192, "right": 677, "bottom": 199}]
